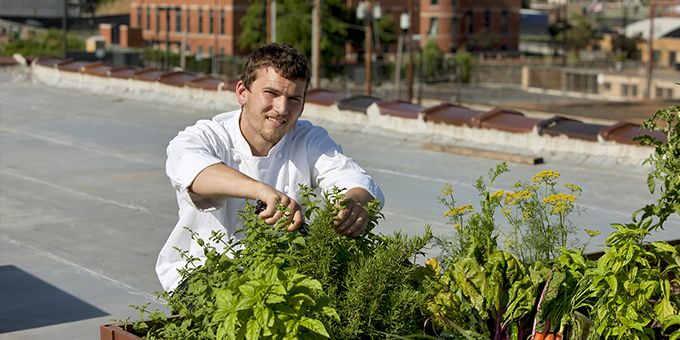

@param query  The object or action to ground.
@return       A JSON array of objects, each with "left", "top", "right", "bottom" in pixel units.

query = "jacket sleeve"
[
  {"left": 309, "top": 127, "right": 385, "bottom": 207},
  {"left": 165, "top": 119, "right": 229, "bottom": 211}
]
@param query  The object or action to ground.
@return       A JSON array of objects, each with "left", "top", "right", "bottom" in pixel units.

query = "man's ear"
[{"left": 235, "top": 80, "right": 248, "bottom": 106}]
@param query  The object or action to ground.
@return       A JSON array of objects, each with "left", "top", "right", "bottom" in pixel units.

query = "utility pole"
[
  {"left": 213, "top": 0, "right": 220, "bottom": 76},
  {"left": 312, "top": 0, "right": 321, "bottom": 88},
  {"left": 645, "top": 1, "right": 655, "bottom": 99},
  {"left": 62, "top": 0, "right": 68, "bottom": 58},
  {"left": 266, "top": 0, "right": 277, "bottom": 43},
  {"left": 395, "top": 11, "right": 410, "bottom": 100},
  {"left": 165, "top": 7, "right": 170, "bottom": 70},
  {"left": 180, "top": 6, "right": 187, "bottom": 70},
  {"left": 365, "top": 0, "right": 373, "bottom": 96},
  {"left": 406, "top": 0, "right": 414, "bottom": 102}
]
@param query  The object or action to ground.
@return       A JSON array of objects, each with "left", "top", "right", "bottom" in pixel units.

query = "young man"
[{"left": 156, "top": 43, "right": 384, "bottom": 292}]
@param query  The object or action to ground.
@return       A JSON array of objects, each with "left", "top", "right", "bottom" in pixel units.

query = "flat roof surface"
[{"left": 1, "top": 70, "right": 678, "bottom": 339}]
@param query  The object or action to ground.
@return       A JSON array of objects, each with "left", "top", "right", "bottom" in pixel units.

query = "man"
[{"left": 156, "top": 43, "right": 384, "bottom": 292}]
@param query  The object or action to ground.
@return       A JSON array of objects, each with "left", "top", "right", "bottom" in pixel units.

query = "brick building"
[
  {"left": 419, "top": 0, "right": 521, "bottom": 54},
  {"left": 129, "top": 0, "right": 248, "bottom": 57},
  {"left": 129, "top": 0, "right": 519, "bottom": 58}
]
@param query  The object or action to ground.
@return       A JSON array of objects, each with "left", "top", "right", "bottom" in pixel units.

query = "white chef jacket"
[{"left": 156, "top": 109, "right": 384, "bottom": 291}]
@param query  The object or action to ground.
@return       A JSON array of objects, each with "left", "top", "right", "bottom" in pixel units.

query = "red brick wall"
[
  {"left": 420, "top": 0, "right": 520, "bottom": 54},
  {"left": 130, "top": 0, "right": 248, "bottom": 56},
  {"left": 99, "top": 23, "right": 113, "bottom": 45}
]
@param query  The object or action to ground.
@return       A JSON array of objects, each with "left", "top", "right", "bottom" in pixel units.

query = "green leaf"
[
  {"left": 647, "top": 174, "right": 656, "bottom": 194},
  {"left": 655, "top": 280, "right": 676, "bottom": 319},
  {"left": 651, "top": 241, "right": 678, "bottom": 254},
  {"left": 299, "top": 317, "right": 330, "bottom": 338},
  {"left": 605, "top": 275, "right": 618, "bottom": 296},
  {"left": 245, "top": 318, "right": 261, "bottom": 340}
]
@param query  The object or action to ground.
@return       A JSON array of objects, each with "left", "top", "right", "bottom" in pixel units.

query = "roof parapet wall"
[{"left": 26, "top": 57, "right": 662, "bottom": 165}]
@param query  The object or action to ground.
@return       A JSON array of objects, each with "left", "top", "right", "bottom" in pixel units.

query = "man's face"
[{"left": 237, "top": 67, "right": 306, "bottom": 156}]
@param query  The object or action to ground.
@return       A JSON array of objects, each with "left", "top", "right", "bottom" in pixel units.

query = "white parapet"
[{"left": 30, "top": 62, "right": 654, "bottom": 165}]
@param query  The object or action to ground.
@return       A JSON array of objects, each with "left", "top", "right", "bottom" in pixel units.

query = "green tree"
[
  {"left": 563, "top": 14, "right": 599, "bottom": 59},
  {"left": 422, "top": 39, "right": 444, "bottom": 82},
  {"left": 454, "top": 48, "right": 472, "bottom": 83},
  {"left": 239, "top": 0, "right": 349, "bottom": 76},
  {"left": 0, "top": 29, "right": 84, "bottom": 58}
]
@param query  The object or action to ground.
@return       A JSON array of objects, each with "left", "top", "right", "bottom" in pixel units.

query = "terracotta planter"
[{"left": 100, "top": 323, "right": 143, "bottom": 340}]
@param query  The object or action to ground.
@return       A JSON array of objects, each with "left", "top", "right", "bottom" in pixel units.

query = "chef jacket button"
[
  {"left": 275, "top": 153, "right": 283, "bottom": 159},
  {"left": 232, "top": 154, "right": 241, "bottom": 163},
  {"left": 284, "top": 185, "right": 290, "bottom": 192}
]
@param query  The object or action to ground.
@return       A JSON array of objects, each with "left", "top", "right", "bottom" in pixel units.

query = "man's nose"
[{"left": 272, "top": 96, "right": 287, "bottom": 114}]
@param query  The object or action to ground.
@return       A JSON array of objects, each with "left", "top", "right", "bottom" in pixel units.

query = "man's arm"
[{"left": 190, "top": 163, "right": 304, "bottom": 231}]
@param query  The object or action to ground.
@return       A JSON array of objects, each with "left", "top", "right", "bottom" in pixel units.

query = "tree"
[
  {"left": 564, "top": 14, "right": 599, "bottom": 54},
  {"left": 0, "top": 29, "right": 85, "bottom": 58},
  {"left": 454, "top": 48, "right": 472, "bottom": 83},
  {"left": 239, "top": 0, "right": 350, "bottom": 76},
  {"left": 422, "top": 39, "right": 444, "bottom": 82}
]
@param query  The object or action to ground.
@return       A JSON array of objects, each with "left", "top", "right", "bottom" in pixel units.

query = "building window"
[
  {"left": 428, "top": 17, "right": 439, "bottom": 35},
  {"left": 621, "top": 84, "right": 629, "bottom": 96},
  {"left": 186, "top": 9, "right": 191, "bottom": 33},
  {"left": 631, "top": 85, "right": 638, "bottom": 97},
  {"left": 656, "top": 87, "right": 664, "bottom": 98},
  {"left": 175, "top": 9, "right": 181, "bottom": 32},
  {"left": 220, "top": 9, "right": 225, "bottom": 35},
  {"left": 136, "top": 7, "right": 142, "bottom": 28},
  {"left": 603, "top": 82, "right": 611, "bottom": 91},
  {"left": 155, "top": 7, "right": 160, "bottom": 33},
  {"left": 146, "top": 7, "right": 151, "bottom": 30},
  {"left": 652, "top": 50, "right": 661, "bottom": 65},
  {"left": 484, "top": 10, "right": 491, "bottom": 28},
  {"left": 198, "top": 9, "right": 203, "bottom": 33},
  {"left": 466, "top": 11, "right": 474, "bottom": 34},
  {"left": 209, "top": 9, "right": 214, "bottom": 34},
  {"left": 670, "top": 51, "right": 677, "bottom": 68},
  {"left": 220, "top": 47, "right": 225, "bottom": 56},
  {"left": 500, "top": 10, "right": 509, "bottom": 33},
  {"left": 451, "top": 15, "right": 458, "bottom": 38}
]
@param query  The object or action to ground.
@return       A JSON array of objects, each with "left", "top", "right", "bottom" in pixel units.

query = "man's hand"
[
  {"left": 256, "top": 184, "right": 304, "bottom": 232},
  {"left": 334, "top": 187, "right": 374, "bottom": 237}
]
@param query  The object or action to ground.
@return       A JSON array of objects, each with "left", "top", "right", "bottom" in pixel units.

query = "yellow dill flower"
[
  {"left": 543, "top": 193, "right": 576, "bottom": 214},
  {"left": 440, "top": 183, "right": 453, "bottom": 197},
  {"left": 564, "top": 183, "right": 582, "bottom": 193},
  {"left": 584, "top": 228, "right": 601, "bottom": 237},
  {"left": 453, "top": 223, "right": 461, "bottom": 229},
  {"left": 504, "top": 190, "right": 533, "bottom": 205},
  {"left": 531, "top": 170, "right": 560, "bottom": 183},
  {"left": 490, "top": 190, "right": 507, "bottom": 201},
  {"left": 444, "top": 204, "right": 475, "bottom": 217}
]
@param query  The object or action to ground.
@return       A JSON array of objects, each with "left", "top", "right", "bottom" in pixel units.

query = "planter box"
[{"left": 100, "top": 323, "right": 143, "bottom": 340}]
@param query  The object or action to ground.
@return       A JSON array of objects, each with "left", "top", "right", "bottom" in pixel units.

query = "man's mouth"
[{"left": 267, "top": 116, "right": 287, "bottom": 127}]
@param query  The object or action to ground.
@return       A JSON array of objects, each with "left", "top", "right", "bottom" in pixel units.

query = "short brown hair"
[{"left": 240, "top": 43, "right": 310, "bottom": 91}]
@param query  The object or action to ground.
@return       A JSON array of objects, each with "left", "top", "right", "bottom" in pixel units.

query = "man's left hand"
[{"left": 333, "top": 188, "right": 374, "bottom": 237}]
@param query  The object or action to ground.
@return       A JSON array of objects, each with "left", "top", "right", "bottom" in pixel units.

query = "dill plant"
[{"left": 500, "top": 170, "right": 584, "bottom": 264}]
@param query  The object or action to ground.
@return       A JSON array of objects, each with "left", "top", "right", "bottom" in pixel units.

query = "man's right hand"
[
  {"left": 189, "top": 163, "right": 304, "bottom": 231},
  {"left": 255, "top": 184, "right": 304, "bottom": 232}
]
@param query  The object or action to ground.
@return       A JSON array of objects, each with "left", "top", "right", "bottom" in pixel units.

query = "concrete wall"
[{"left": 29, "top": 62, "right": 655, "bottom": 165}]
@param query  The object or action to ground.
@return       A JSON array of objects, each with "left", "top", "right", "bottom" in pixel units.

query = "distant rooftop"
[{"left": 625, "top": 17, "right": 680, "bottom": 39}]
